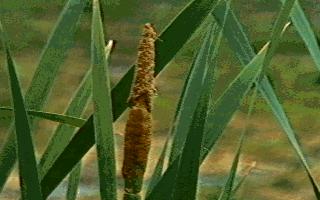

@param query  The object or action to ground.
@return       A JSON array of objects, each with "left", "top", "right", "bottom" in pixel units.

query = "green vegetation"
[{"left": 0, "top": 0, "right": 320, "bottom": 199}]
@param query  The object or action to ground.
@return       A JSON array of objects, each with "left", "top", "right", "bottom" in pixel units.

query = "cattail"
[{"left": 122, "top": 23, "right": 157, "bottom": 196}]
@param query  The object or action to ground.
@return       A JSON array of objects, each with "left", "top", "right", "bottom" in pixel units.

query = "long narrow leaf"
[
  {"left": 212, "top": 1, "right": 320, "bottom": 197},
  {"left": 218, "top": 85, "right": 258, "bottom": 200},
  {"left": 172, "top": 22, "right": 219, "bottom": 199},
  {"left": 168, "top": 21, "right": 219, "bottom": 165},
  {"left": 39, "top": 0, "right": 221, "bottom": 196},
  {"left": 147, "top": 44, "right": 268, "bottom": 200},
  {"left": 40, "top": 116, "right": 94, "bottom": 198},
  {"left": 262, "top": 0, "right": 295, "bottom": 70},
  {"left": 38, "top": 70, "right": 92, "bottom": 178},
  {"left": 218, "top": 136, "right": 243, "bottom": 200},
  {"left": 91, "top": 1, "right": 116, "bottom": 199},
  {"left": 279, "top": 0, "right": 320, "bottom": 71},
  {"left": 0, "top": 0, "right": 87, "bottom": 191},
  {"left": 66, "top": 162, "right": 82, "bottom": 200},
  {"left": 172, "top": 91, "right": 210, "bottom": 200},
  {"left": 145, "top": 137, "right": 169, "bottom": 196},
  {"left": 0, "top": 107, "right": 86, "bottom": 127},
  {"left": 1, "top": 22, "right": 42, "bottom": 200}
]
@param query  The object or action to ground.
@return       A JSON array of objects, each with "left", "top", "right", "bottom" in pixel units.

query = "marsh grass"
[{"left": 1, "top": 0, "right": 320, "bottom": 199}]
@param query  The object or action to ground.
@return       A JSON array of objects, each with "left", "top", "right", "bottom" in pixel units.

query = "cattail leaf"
[
  {"left": 40, "top": 115, "right": 95, "bottom": 198},
  {"left": 171, "top": 20, "right": 221, "bottom": 199},
  {"left": 168, "top": 21, "right": 220, "bottom": 165},
  {"left": 38, "top": 0, "right": 221, "bottom": 196},
  {"left": 147, "top": 44, "right": 268, "bottom": 200},
  {"left": 261, "top": 0, "right": 295, "bottom": 71},
  {"left": 25, "top": 0, "right": 87, "bottom": 111},
  {"left": 213, "top": 1, "right": 320, "bottom": 197},
  {"left": 37, "top": 68, "right": 91, "bottom": 200},
  {"left": 146, "top": 7, "right": 230, "bottom": 196},
  {"left": 0, "top": 107, "right": 86, "bottom": 127},
  {"left": 0, "top": 0, "right": 87, "bottom": 191},
  {"left": 146, "top": 12, "right": 226, "bottom": 197},
  {"left": 169, "top": 4, "right": 233, "bottom": 194},
  {"left": 171, "top": 91, "right": 211, "bottom": 200},
  {"left": 38, "top": 69, "right": 91, "bottom": 179},
  {"left": 218, "top": 136, "right": 243, "bottom": 200},
  {"left": 66, "top": 162, "right": 82, "bottom": 200},
  {"left": 91, "top": 0, "right": 117, "bottom": 199},
  {"left": 279, "top": 0, "right": 320, "bottom": 71},
  {"left": 260, "top": 79, "right": 320, "bottom": 198},
  {"left": 218, "top": 85, "right": 258, "bottom": 200},
  {"left": 1, "top": 22, "right": 42, "bottom": 200},
  {"left": 145, "top": 137, "right": 169, "bottom": 196},
  {"left": 230, "top": 161, "right": 256, "bottom": 197}
]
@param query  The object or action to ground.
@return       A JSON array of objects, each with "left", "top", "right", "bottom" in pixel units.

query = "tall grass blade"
[
  {"left": 168, "top": 21, "right": 219, "bottom": 165},
  {"left": 38, "top": 68, "right": 91, "bottom": 200},
  {"left": 147, "top": 44, "right": 268, "bottom": 200},
  {"left": 171, "top": 91, "right": 210, "bottom": 200},
  {"left": 218, "top": 86, "right": 258, "bottom": 200},
  {"left": 40, "top": 116, "right": 94, "bottom": 198},
  {"left": 91, "top": 0, "right": 116, "bottom": 198},
  {"left": 0, "top": 107, "right": 86, "bottom": 127},
  {"left": 38, "top": 70, "right": 92, "bottom": 178},
  {"left": 1, "top": 23, "right": 42, "bottom": 200},
  {"left": 39, "top": 0, "right": 222, "bottom": 196},
  {"left": 279, "top": 0, "right": 320, "bottom": 71},
  {"left": 213, "top": 1, "right": 320, "bottom": 197},
  {"left": 171, "top": 25, "right": 219, "bottom": 199},
  {"left": 25, "top": 0, "right": 87, "bottom": 111},
  {"left": 66, "top": 162, "right": 82, "bottom": 200},
  {"left": 0, "top": 0, "right": 87, "bottom": 191},
  {"left": 212, "top": 1, "right": 255, "bottom": 65},
  {"left": 218, "top": 136, "right": 243, "bottom": 200},
  {"left": 145, "top": 137, "right": 169, "bottom": 196},
  {"left": 231, "top": 161, "right": 256, "bottom": 197},
  {"left": 261, "top": 0, "right": 295, "bottom": 71},
  {"left": 260, "top": 80, "right": 320, "bottom": 198}
]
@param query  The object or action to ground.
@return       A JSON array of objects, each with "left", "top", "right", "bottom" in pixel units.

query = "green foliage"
[
  {"left": 1, "top": 22, "right": 42, "bottom": 199},
  {"left": 91, "top": 0, "right": 117, "bottom": 199},
  {"left": 0, "top": 0, "right": 320, "bottom": 199}
]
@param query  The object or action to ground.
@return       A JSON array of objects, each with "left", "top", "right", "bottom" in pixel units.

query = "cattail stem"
[{"left": 122, "top": 23, "right": 157, "bottom": 197}]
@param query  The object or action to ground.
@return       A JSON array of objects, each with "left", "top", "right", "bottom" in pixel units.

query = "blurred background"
[{"left": 0, "top": 0, "right": 320, "bottom": 199}]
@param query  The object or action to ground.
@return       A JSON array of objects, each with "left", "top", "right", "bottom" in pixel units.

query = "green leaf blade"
[
  {"left": 91, "top": 1, "right": 117, "bottom": 199},
  {"left": 66, "top": 162, "right": 82, "bottom": 200},
  {"left": 0, "top": 0, "right": 88, "bottom": 191},
  {"left": 39, "top": 0, "right": 224, "bottom": 196},
  {"left": 213, "top": 1, "right": 320, "bottom": 197},
  {"left": 1, "top": 23, "right": 42, "bottom": 200},
  {"left": 218, "top": 137, "right": 242, "bottom": 200},
  {"left": 147, "top": 45, "right": 267, "bottom": 200},
  {"left": 281, "top": 0, "right": 320, "bottom": 71},
  {"left": 38, "top": 70, "right": 91, "bottom": 179},
  {"left": 0, "top": 107, "right": 86, "bottom": 127},
  {"left": 40, "top": 116, "right": 94, "bottom": 198},
  {"left": 168, "top": 21, "right": 220, "bottom": 165}
]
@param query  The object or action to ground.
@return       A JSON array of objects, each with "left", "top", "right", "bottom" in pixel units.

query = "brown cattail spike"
[
  {"left": 128, "top": 23, "right": 157, "bottom": 112},
  {"left": 122, "top": 23, "right": 157, "bottom": 196}
]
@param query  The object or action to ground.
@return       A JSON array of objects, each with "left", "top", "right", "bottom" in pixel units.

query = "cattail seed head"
[
  {"left": 122, "top": 23, "right": 157, "bottom": 195},
  {"left": 128, "top": 23, "right": 157, "bottom": 112}
]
